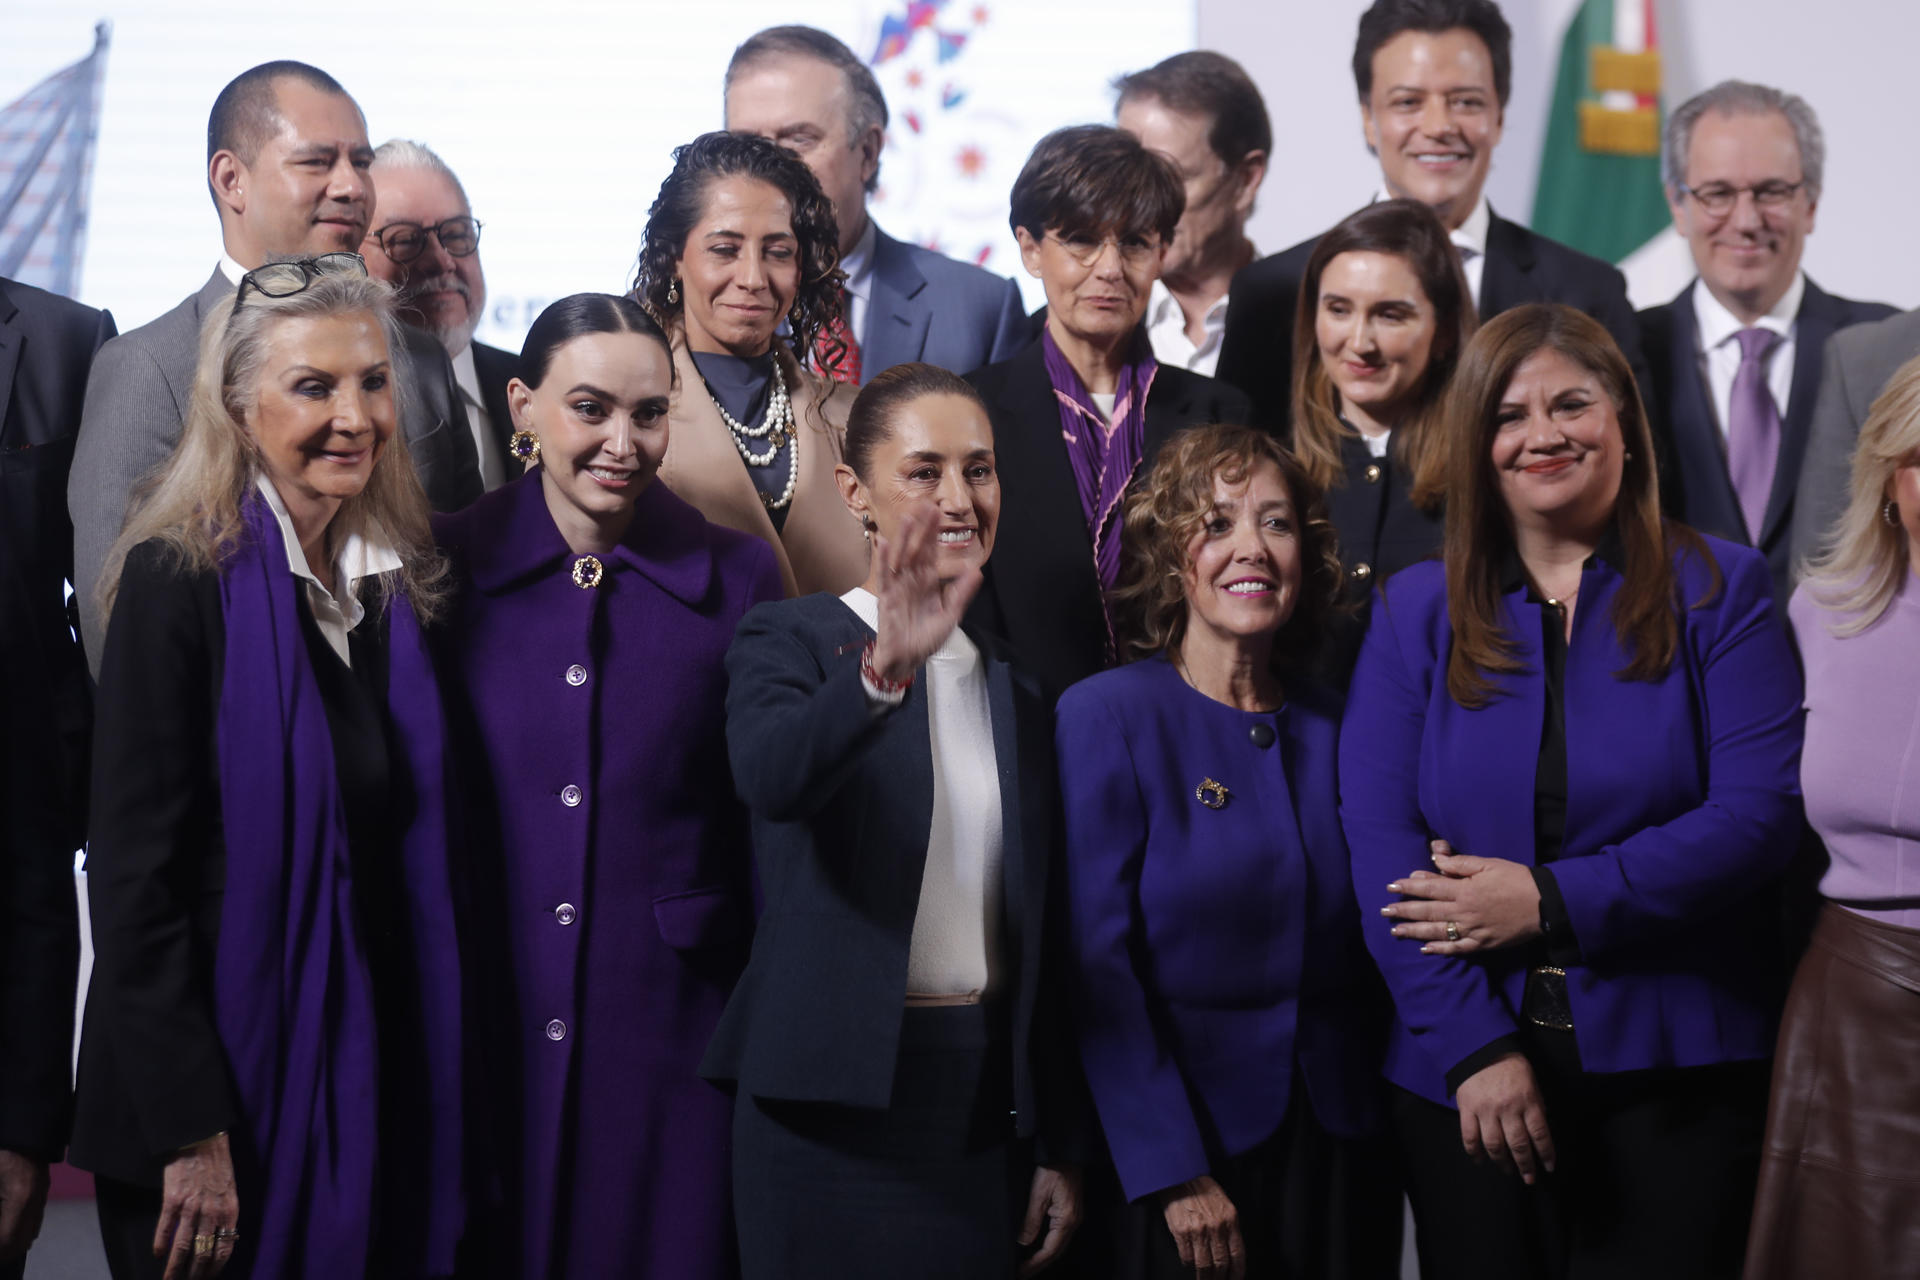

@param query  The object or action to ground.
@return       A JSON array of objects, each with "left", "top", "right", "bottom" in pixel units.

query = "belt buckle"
[{"left": 1523, "top": 964, "right": 1574, "bottom": 1032}]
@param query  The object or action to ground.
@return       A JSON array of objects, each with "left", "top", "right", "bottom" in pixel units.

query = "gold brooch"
[
  {"left": 571, "top": 555, "right": 604, "bottom": 590},
  {"left": 1195, "top": 777, "right": 1229, "bottom": 810}
]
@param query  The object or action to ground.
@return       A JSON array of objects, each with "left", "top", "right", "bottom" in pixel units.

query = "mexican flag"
[{"left": 1530, "top": 0, "right": 1670, "bottom": 266}]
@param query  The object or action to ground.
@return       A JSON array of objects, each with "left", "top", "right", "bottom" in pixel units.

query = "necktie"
[
  {"left": 1727, "top": 327, "right": 1782, "bottom": 543},
  {"left": 813, "top": 288, "right": 862, "bottom": 385}
]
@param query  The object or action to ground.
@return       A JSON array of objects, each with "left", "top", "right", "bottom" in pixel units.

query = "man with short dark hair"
[
  {"left": 1114, "top": 51, "right": 1269, "bottom": 377},
  {"left": 1216, "top": 0, "right": 1647, "bottom": 432},
  {"left": 724, "top": 25, "right": 1030, "bottom": 384},
  {"left": 362, "top": 139, "right": 515, "bottom": 489},
  {"left": 1639, "top": 80, "right": 1894, "bottom": 606},
  {"left": 68, "top": 61, "right": 482, "bottom": 670}
]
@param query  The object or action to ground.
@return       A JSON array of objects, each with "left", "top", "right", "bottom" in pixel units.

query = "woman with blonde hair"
[
  {"left": 69, "top": 255, "right": 465, "bottom": 1279},
  {"left": 1745, "top": 353, "right": 1920, "bottom": 1278}
]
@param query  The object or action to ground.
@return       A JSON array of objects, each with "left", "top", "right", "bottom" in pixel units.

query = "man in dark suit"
[
  {"left": 363, "top": 139, "right": 517, "bottom": 489},
  {"left": 724, "top": 25, "right": 1031, "bottom": 384},
  {"left": 68, "top": 60, "right": 482, "bottom": 673},
  {"left": 1216, "top": 0, "right": 1648, "bottom": 433},
  {"left": 1639, "top": 80, "right": 1896, "bottom": 606},
  {"left": 0, "top": 277, "right": 113, "bottom": 1276}
]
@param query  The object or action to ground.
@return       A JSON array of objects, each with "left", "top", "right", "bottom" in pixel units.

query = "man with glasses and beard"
[{"left": 362, "top": 139, "right": 515, "bottom": 490}]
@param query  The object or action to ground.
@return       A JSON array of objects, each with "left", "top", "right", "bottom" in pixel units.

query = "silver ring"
[{"left": 1445, "top": 921, "right": 1461, "bottom": 943}]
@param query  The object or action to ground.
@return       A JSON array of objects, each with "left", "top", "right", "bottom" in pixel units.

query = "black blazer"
[
  {"left": 703, "top": 593, "right": 1083, "bottom": 1160},
  {"left": 0, "top": 278, "right": 112, "bottom": 1160},
  {"left": 1320, "top": 435, "right": 1444, "bottom": 690},
  {"left": 1638, "top": 277, "right": 1897, "bottom": 607},
  {"left": 1216, "top": 206, "right": 1652, "bottom": 436},
  {"left": 470, "top": 339, "right": 520, "bottom": 480},
  {"left": 964, "top": 337, "right": 1254, "bottom": 699}
]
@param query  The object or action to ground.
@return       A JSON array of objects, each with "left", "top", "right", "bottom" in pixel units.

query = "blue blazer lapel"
[
  {"left": 1666, "top": 288, "right": 1747, "bottom": 543},
  {"left": 1765, "top": 280, "right": 1840, "bottom": 546},
  {"left": 0, "top": 286, "right": 21, "bottom": 438},
  {"left": 863, "top": 228, "right": 932, "bottom": 382}
]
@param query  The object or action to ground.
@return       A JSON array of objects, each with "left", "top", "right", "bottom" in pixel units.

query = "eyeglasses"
[
  {"left": 235, "top": 252, "right": 368, "bottom": 306},
  {"left": 1046, "top": 230, "right": 1161, "bottom": 269},
  {"left": 1677, "top": 180, "right": 1807, "bottom": 217},
  {"left": 367, "top": 216, "right": 483, "bottom": 264}
]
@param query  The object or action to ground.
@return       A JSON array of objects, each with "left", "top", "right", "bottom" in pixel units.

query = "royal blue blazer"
[
  {"left": 1338, "top": 534, "right": 1804, "bottom": 1106},
  {"left": 1056, "top": 656, "right": 1383, "bottom": 1203}
]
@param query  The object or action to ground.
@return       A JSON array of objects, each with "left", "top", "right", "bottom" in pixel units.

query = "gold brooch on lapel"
[
  {"left": 1195, "top": 778, "right": 1230, "bottom": 810},
  {"left": 571, "top": 555, "right": 604, "bottom": 590}
]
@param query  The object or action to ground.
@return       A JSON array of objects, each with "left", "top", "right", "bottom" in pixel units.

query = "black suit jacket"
[
  {"left": 470, "top": 339, "right": 519, "bottom": 483},
  {"left": 703, "top": 593, "right": 1084, "bottom": 1161},
  {"left": 0, "top": 278, "right": 111, "bottom": 1160},
  {"left": 965, "top": 337, "right": 1254, "bottom": 699},
  {"left": 1638, "top": 277, "right": 1897, "bottom": 607},
  {"left": 1216, "top": 206, "right": 1652, "bottom": 436}
]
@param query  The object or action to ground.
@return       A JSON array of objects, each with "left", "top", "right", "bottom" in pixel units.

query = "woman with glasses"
[
  {"left": 630, "top": 131, "right": 868, "bottom": 599},
  {"left": 70, "top": 256, "right": 466, "bottom": 1279},
  {"left": 431, "top": 293, "right": 782, "bottom": 1279},
  {"left": 1340, "top": 305, "right": 1803, "bottom": 1280},
  {"left": 965, "top": 125, "right": 1252, "bottom": 698}
]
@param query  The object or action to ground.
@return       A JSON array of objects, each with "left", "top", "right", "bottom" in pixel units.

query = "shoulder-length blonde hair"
[
  {"left": 96, "top": 270, "right": 447, "bottom": 625},
  {"left": 1439, "top": 304, "right": 1710, "bottom": 708},
  {"left": 1802, "top": 350, "right": 1920, "bottom": 632},
  {"left": 1111, "top": 423, "right": 1343, "bottom": 676},
  {"left": 1289, "top": 198, "right": 1477, "bottom": 510}
]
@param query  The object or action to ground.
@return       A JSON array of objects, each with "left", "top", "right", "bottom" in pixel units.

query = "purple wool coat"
[{"left": 433, "top": 473, "right": 782, "bottom": 1278}]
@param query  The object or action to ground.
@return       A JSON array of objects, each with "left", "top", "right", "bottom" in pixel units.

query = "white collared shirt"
[
  {"left": 1144, "top": 272, "right": 1239, "bottom": 377},
  {"left": 218, "top": 254, "right": 247, "bottom": 288},
  {"left": 255, "top": 476, "right": 404, "bottom": 668},
  {"left": 451, "top": 344, "right": 507, "bottom": 491},
  {"left": 839, "top": 217, "right": 879, "bottom": 350},
  {"left": 1691, "top": 272, "right": 1805, "bottom": 443},
  {"left": 1378, "top": 190, "right": 1491, "bottom": 306},
  {"left": 840, "top": 586, "right": 1004, "bottom": 996}
]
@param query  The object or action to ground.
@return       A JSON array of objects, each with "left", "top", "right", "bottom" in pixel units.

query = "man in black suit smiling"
[{"left": 1216, "top": 0, "right": 1648, "bottom": 434}]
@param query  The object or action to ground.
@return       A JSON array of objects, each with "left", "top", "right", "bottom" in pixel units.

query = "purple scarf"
[
  {"left": 212, "top": 497, "right": 464, "bottom": 1276},
  {"left": 1042, "top": 326, "right": 1157, "bottom": 659}
]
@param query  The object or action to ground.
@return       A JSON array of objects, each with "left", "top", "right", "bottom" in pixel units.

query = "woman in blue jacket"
[
  {"left": 1056, "top": 424, "right": 1396, "bottom": 1280},
  {"left": 1341, "top": 305, "right": 1804, "bottom": 1280}
]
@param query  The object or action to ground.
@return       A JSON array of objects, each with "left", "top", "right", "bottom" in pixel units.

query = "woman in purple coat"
[
  {"left": 1341, "top": 305, "right": 1804, "bottom": 1279},
  {"left": 432, "top": 294, "right": 782, "bottom": 1278}
]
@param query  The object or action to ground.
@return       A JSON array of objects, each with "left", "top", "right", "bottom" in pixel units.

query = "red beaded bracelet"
[{"left": 860, "top": 639, "right": 914, "bottom": 697}]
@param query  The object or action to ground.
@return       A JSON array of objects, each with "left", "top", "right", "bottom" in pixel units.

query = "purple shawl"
[
  {"left": 212, "top": 497, "right": 464, "bottom": 1276},
  {"left": 1042, "top": 325, "right": 1157, "bottom": 657}
]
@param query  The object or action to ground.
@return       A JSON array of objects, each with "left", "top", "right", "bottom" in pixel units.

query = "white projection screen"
[{"left": 5, "top": 0, "right": 1198, "bottom": 346}]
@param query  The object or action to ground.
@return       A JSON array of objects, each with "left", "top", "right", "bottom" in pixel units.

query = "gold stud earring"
[
  {"left": 666, "top": 278, "right": 679, "bottom": 305},
  {"left": 508, "top": 430, "right": 541, "bottom": 467}
]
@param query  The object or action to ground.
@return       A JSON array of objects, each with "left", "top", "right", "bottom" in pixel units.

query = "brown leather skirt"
[{"left": 1744, "top": 902, "right": 1920, "bottom": 1280}]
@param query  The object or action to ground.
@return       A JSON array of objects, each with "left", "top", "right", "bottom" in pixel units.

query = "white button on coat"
[
  {"left": 555, "top": 903, "right": 577, "bottom": 926},
  {"left": 566, "top": 664, "right": 588, "bottom": 686},
  {"left": 561, "top": 784, "right": 582, "bottom": 807},
  {"left": 546, "top": 1018, "right": 567, "bottom": 1041}
]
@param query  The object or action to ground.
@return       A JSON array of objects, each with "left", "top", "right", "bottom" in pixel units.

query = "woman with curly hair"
[
  {"left": 629, "top": 130, "right": 868, "bottom": 597},
  {"left": 1054, "top": 424, "right": 1398, "bottom": 1279}
]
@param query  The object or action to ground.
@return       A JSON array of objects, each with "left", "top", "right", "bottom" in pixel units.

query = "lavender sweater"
[{"left": 1790, "top": 572, "right": 1920, "bottom": 929}]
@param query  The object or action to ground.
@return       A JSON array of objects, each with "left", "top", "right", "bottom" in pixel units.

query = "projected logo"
[{"left": 865, "top": 2, "right": 1022, "bottom": 272}]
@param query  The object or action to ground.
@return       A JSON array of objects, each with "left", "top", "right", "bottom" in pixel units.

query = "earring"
[
  {"left": 1886, "top": 498, "right": 1902, "bottom": 528},
  {"left": 507, "top": 430, "right": 541, "bottom": 467},
  {"left": 860, "top": 515, "right": 876, "bottom": 543},
  {"left": 666, "top": 278, "right": 679, "bottom": 305}
]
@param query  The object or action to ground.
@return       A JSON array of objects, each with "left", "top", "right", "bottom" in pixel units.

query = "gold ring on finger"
[
  {"left": 1445, "top": 921, "right": 1461, "bottom": 943},
  {"left": 194, "top": 1234, "right": 215, "bottom": 1256}
]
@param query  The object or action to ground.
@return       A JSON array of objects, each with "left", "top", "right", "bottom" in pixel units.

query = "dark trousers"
[
  {"left": 1396, "top": 1026, "right": 1769, "bottom": 1280},
  {"left": 93, "top": 1176, "right": 165, "bottom": 1280}
]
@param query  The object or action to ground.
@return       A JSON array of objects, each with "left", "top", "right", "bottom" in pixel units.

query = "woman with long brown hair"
[{"left": 1339, "top": 304, "right": 1803, "bottom": 1279}]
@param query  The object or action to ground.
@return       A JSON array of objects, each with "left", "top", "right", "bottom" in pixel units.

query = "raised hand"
[{"left": 869, "top": 503, "right": 983, "bottom": 684}]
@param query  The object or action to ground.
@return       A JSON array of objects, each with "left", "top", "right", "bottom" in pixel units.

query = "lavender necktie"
[{"left": 1727, "top": 327, "right": 1783, "bottom": 543}]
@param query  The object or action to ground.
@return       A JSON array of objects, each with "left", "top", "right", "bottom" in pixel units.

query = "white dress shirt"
[
  {"left": 1379, "top": 190, "right": 1490, "bottom": 306},
  {"left": 1144, "top": 270, "right": 1241, "bottom": 377},
  {"left": 839, "top": 218, "right": 879, "bottom": 351},
  {"left": 451, "top": 344, "right": 507, "bottom": 490},
  {"left": 1691, "top": 272, "right": 1805, "bottom": 442},
  {"left": 842, "top": 586, "right": 1005, "bottom": 996},
  {"left": 255, "top": 476, "right": 404, "bottom": 668}
]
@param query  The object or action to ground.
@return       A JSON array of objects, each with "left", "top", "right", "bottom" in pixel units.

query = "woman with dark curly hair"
[
  {"left": 630, "top": 130, "right": 867, "bottom": 597},
  {"left": 1054, "top": 424, "right": 1398, "bottom": 1279}
]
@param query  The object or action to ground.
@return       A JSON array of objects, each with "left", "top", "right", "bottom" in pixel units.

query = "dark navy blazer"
[
  {"left": 1338, "top": 536, "right": 1803, "bottom": 1106},
  {"left": 1056, "top": 656, "right": 1383, "bottom": 1202},
  {"left": 702, "top": 592, "right": 1082, "bottom": 1159}
]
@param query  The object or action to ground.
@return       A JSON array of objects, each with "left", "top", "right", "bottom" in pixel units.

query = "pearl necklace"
[{"left": 706, "top": 360, "right": 799, "bottom": 511}]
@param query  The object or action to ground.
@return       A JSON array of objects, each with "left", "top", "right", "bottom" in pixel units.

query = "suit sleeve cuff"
[
  {"left": 1532, "top": 866, "right": 1582, "bottom": 967},
  {"left": 1445, "top": 1034, "right": 1527, "bottom": 1097}
]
